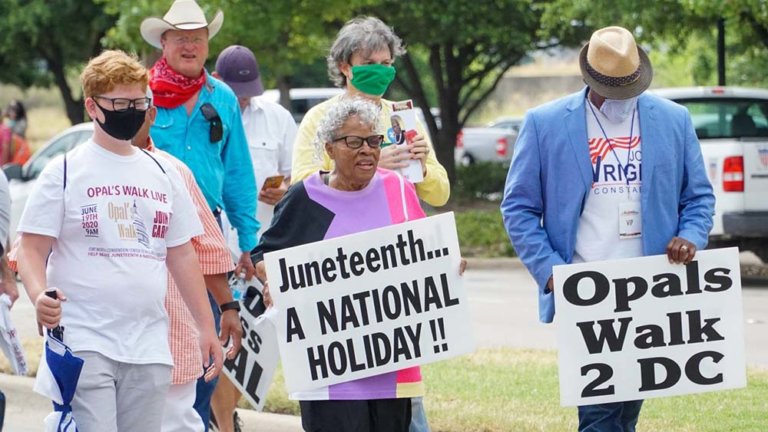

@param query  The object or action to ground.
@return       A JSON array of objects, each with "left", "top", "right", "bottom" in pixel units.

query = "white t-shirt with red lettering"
[
  {"left": 18, "top": 139, "right": 203, "bottom": 365},
  {"left": 573, "top": 99, "right": 643, "bottom": 263}
]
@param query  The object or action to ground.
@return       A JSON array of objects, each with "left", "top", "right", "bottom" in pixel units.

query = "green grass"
[
  {"left": 454, "top": 209, "right": 515, "bottom": 257},
  {"left": 262, "top": 348, "right": 768, "bottom": 432}
]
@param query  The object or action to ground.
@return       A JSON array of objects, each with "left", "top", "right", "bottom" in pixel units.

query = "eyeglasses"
[
  {"left": 171, "top": 36, "right": 206, "bottom": 46},
  {"left": 94, "top": 96, "right": 151, "bottom": 112},
  {"left": 332, "top": 135, "right": 385, "bottom": 149}
]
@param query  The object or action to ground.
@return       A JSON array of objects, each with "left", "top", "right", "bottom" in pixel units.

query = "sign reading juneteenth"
[
  {"left": 264, "top": 212, "right": 474, "bottom": 393},
  {"left": 553, "top": 248, "right": 746, "bottom": 407}
]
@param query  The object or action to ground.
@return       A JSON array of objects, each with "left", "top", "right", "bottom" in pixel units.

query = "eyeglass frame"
[
  {"left": 332, "top": 134, "right": 385, "bottom": 150},
  {"left": 93, "top": 96, "right": 151, "bottom": 112},
  {"left": 168, "top": 35, "right": 207, "bottom": 46}
]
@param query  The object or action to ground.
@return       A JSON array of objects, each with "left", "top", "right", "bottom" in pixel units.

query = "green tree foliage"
[
  {"left": 0, "top": 0, "right": 116, "bottom": 124},
  {"left": 540, "top": 0, "right": 768, "bottom": 87},
  {"left": 101, "top": 0, "right": 367, "bottom": 107},
  {"left": 360, "top": 0, "right": 543, "bottom": 185}
]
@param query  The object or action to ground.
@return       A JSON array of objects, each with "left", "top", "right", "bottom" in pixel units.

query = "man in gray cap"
[
  {"left": 501, "top": 26, "right": 715, "bottom": 431},
  {"left": 210, "top": 44, "right": 297, "bottom": 432},
  {"left": 213, "top": 45, "right": 295, "bottom": 243}
]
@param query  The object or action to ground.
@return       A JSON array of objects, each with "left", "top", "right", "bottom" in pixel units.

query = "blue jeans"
[
  {"left": 578, "top": 400, "right": 643, "bottom": 432},
  {"left": 409, "top": 396, "right": 430, "bottom": 432},
  {"left": 0, "top": 389, "right": 5, "bottom": 431},
  {"left": 193, "top": 292, "right": 221, "bottom": 431}
]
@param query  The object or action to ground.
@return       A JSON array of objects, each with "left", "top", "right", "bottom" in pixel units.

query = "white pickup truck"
[{"left": 654, "top": 87, "right": 768, "bottom": 261}]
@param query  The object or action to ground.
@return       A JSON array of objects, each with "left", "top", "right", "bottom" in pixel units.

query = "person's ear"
[
  {"left": 84, "top": 97, "right": 101, "bottom": 122},
  {"left": 339, "top": 62, "right": 352, "bottom": 81},
  {"left": 160, "top": 31, "right": 170, "bottom": 50},
  {"left": 325, "top": 142, "right": 335, "bottom": 160},
  {"left": 147, "top": 105, "right": 157, "bottom": 124}
]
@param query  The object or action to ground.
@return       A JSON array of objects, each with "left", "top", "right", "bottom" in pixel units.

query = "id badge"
[{"left": 619, "top": 202, "right": 642, "bottom": 239}]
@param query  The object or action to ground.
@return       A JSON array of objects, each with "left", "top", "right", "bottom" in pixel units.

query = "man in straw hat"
[
  {"left": 141, "top": 1, "right": 257, "bottom": 430},
  {"left": 501, "top": 26, "right": 714, "bottom": 430}
]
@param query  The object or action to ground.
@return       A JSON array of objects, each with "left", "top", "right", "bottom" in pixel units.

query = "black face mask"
[{"left": 95, "top": 104, "right": 147, "bottom": 141}]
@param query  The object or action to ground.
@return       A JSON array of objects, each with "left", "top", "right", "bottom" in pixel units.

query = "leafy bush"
[
  {"left": 455, "top": 209, "right": 516, "bottom": 257},
  {"left": 452, "top": 161, "right": 509, "bottom": 201}
]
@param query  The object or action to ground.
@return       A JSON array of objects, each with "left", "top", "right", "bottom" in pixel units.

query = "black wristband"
[{"left": 219, "top": 301, "right": 241, "bottom": 313}]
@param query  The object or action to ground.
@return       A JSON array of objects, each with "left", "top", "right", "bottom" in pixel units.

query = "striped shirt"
[{"left": 150, "top": 143, "right": 233, "bottom": 384}]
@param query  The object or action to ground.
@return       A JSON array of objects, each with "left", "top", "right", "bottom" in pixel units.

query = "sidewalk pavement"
[{"left": 1, "top": 373, "right": 302, "bottom": 432}]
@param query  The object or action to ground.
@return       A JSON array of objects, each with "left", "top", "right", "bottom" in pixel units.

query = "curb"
[
  {"left": 465, "top": 257, "right": 524, "bottom": 271},
  {"left": 0, "top": 373, "right": 303, "bottom": 432}
]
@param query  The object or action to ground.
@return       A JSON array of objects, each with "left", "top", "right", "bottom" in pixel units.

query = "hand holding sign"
[
  {"left": 255, "top": 261, "right": 273, "bottom": 308},
  {"left": 666, "top": 236, "right": 697, "bottom": 264}
]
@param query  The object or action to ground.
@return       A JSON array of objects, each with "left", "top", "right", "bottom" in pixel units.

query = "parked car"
[
  {"left": 652, "top": 86, "right": 768, "bottom": 261},
  {"left": 262, "top": 87, "right": 440, "bottom": 134},
  {"left": 261, "top": 87, "right": 343, "bottom": 123},
  {"left": 455, "top": 117, "right": 520, "bottom": 166},
  {"left": 4, "top": 122, "right": 95, "bottom": 241}
]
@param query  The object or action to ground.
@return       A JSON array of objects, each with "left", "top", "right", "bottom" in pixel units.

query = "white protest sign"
[
  {"left": 221, "top": 277, "right": 280, "bottom": 411},
  {"left": 264, "top": 212, "right": 473, "bottom": 393},
  {"left": 554, "top": 247, "right": 746, "bottom": 407}
]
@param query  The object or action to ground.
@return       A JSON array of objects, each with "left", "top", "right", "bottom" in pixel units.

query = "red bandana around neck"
[{"left": 149, "top": 57, "right": 206, "bottom": 109}]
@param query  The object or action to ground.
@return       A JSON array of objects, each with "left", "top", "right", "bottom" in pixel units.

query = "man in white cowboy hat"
[
  {"left": 501, "top": 26, "right": 715, "bottom": 431},
  {"left": 140, "top": 1, "right": 258, "bottom": 430}
]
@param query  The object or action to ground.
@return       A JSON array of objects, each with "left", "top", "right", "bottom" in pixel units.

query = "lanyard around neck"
[{"left": 587, "top": 99, "right": 636, "bottom": 187}]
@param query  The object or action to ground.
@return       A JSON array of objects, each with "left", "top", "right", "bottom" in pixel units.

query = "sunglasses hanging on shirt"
[{"left": 200, "top": 102, "right": 223, "bottom": 143}]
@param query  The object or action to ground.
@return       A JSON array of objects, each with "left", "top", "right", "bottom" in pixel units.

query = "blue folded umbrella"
[{"left": 34, "top": 332, "right": 84, "bottom": 432}]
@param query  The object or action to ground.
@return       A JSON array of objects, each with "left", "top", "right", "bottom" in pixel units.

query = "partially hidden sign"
[{"left": 221, "top": 277, "right": 279, "bottom": 411}]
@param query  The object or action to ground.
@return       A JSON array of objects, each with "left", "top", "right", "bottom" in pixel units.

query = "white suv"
[
  {"left": 653, "top": 86, "right": 768, "bottom": 261},
  {"left": 261, "top": 87, "right": 343, "bottom": 123}
]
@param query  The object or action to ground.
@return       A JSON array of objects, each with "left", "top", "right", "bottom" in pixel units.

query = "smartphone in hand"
[{"left": 261, "top": 175, "right": 285, "bottom": 191}]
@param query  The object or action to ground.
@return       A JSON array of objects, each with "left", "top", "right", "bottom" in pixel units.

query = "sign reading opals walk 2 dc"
[
  {"left": 553, "top": 247, "right": 746, "bottom": 407},
  {"left": 264, "top": 212, "right": 474, "bottom": 393}
]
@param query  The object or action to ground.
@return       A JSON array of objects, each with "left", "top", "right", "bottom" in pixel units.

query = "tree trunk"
[
  {"left": 55, "top": 75, "right": 84, "bottom": 125},
  {"left": 434, "top": 124, "right": 458, "bottom": 187},
  {"left": 277, "top": 75, "right": 292, "bottom": 111},
  {"left": 46, "top": 52, "right": 84, "bottom": 125}
]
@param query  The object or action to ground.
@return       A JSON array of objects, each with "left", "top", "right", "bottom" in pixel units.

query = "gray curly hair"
[
  {"left": 327, "top": 16, "right": 406, "bottom": 88},
  {"left": 315, "top": 98, "right": 381, "bottom": 158}
]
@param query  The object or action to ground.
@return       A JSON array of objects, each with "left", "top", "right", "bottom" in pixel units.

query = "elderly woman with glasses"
[
  {"left": 253, "top": 98, "right": 462, "bottom": 432},
  {"left": 291, "top": 16, "right": 449, "bottom": 209}
]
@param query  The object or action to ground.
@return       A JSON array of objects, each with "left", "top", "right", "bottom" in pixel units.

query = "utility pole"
[{"left": 717, "top": 17, "right": 726, "bottom": 86}]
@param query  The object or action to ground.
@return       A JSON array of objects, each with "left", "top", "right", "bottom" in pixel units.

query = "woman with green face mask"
[
  {"left": 290, "top": 16, "right": 449, "bottom": 209},
  {"left": 288, "top": 15, "right": 449, "bottom": 432}
]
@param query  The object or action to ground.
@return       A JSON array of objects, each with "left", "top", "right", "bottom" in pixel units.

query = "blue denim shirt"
[{"left": 151, "top": 71, "right": 259, "bottom": 251}]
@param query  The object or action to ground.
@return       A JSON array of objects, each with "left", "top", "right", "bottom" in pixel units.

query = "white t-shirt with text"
[
  {"left": 573, "top": 99, "right": 643, "bottom": 263},
  {"left": 18, "top": 140, "right": 203, "bottom": 365}
]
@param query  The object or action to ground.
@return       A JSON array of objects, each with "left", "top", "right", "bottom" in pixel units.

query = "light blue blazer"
[{"left": 500, "top": 88, "right": 715, "bottom": 323}]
